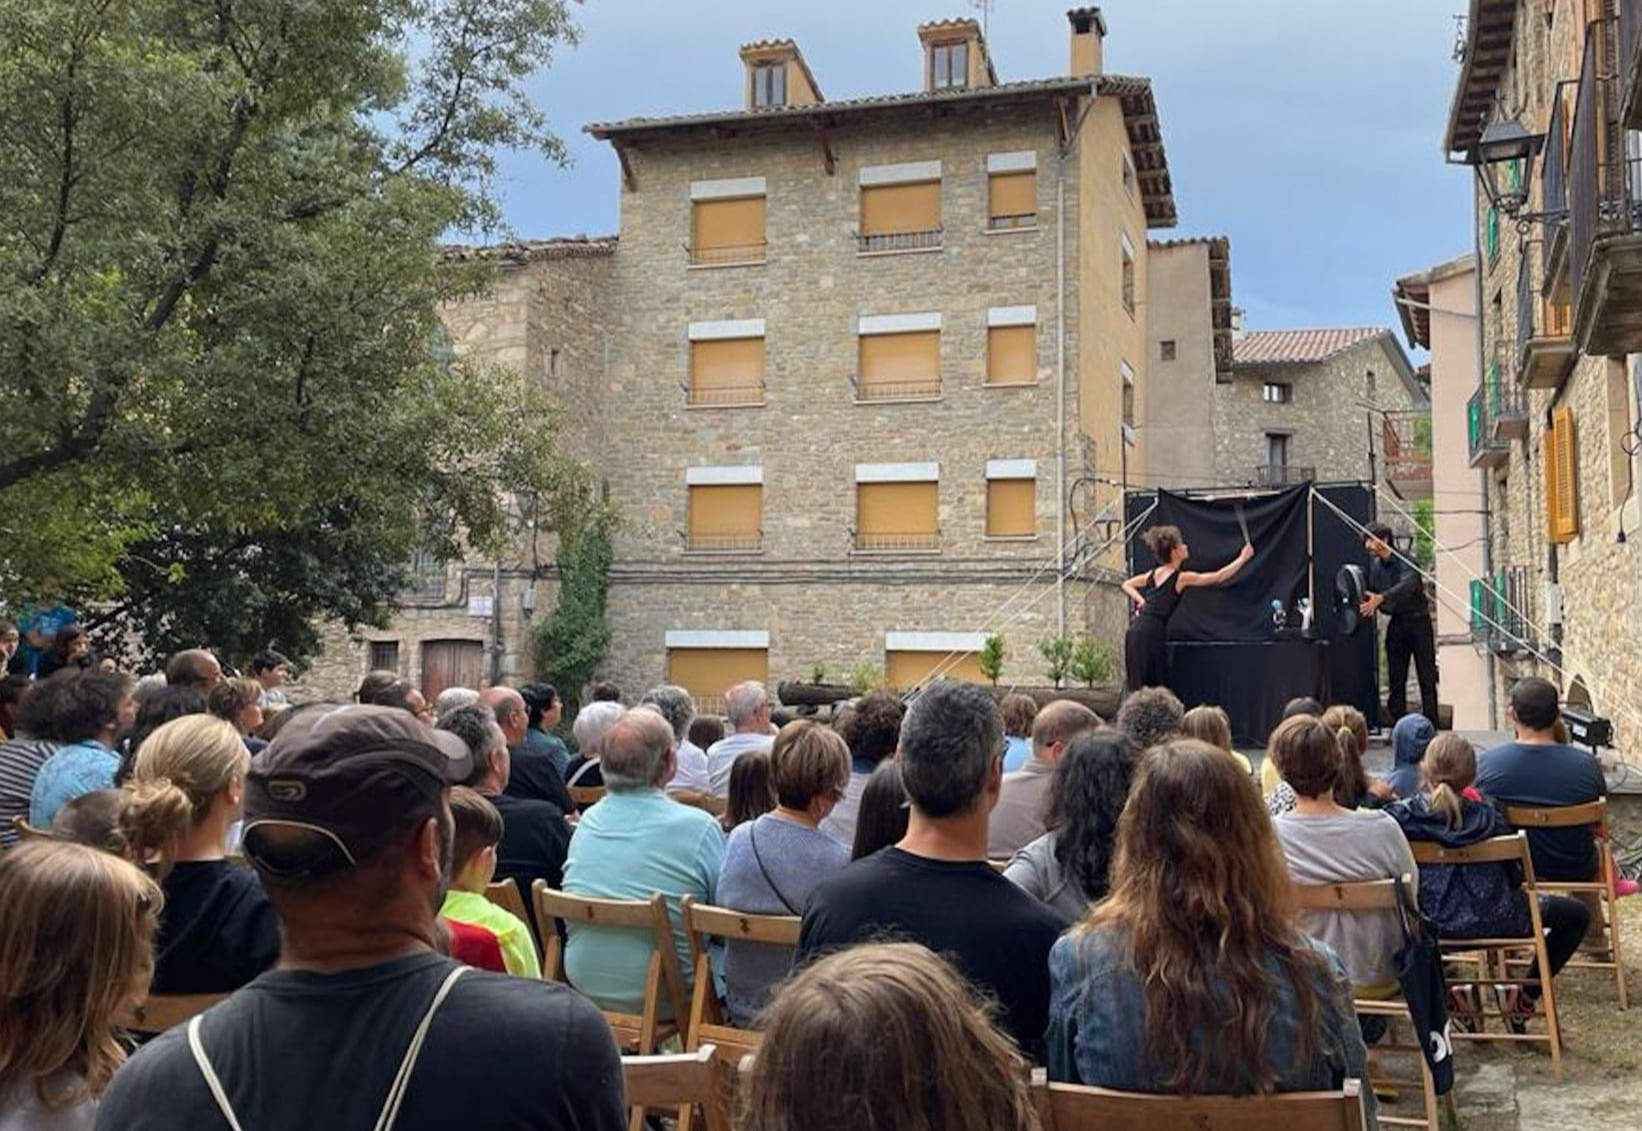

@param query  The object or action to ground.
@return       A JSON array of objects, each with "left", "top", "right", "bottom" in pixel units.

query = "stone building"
[
  {"left": 1142, "top": 237, "right": 1234, "bottom": 490},
  {"left": 1443, "top": 0, "right": 1642, "bottom": 759},
  {"left": 299, "top": 9, "right": 1205, "bottom": 706}
]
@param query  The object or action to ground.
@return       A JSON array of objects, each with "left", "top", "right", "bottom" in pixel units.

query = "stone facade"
[{"left": 1144, "top": 238, "right": 1228, "bottom": 490}]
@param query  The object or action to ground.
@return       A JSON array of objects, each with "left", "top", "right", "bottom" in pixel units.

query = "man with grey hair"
[
  {"left": 562, "top": 700, "right": 626, "bottom": 790},
  {"left": 563, "top": 709, "right": 725, "bottom": 1014},
  {"left": 483, "top": 685, "right": 572, "bottom": 813},
  {"left": 1115, "top": 685, "right": 1185, "bottom": 753},
  {"left": 640, "top": 685, "right": 709, "bottom": 796},
  {"left": 797, "top": 680, "right": 1067, "bottom": 1060},
  {"left": 988, "top": 699, "right": 1102, "bottom": 856},
  {"left": 433, "top": 686, "right": 479, "bottom": 718},
  {"left": 706, "top": 680, "right": 774, "bottom": 799},
  {"left": 439, "top": 702, "right": 569, "bottom": 904}
]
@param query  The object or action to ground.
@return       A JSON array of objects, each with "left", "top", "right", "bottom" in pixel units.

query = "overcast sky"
[{"left": 494, "top": 0, "right": 1473, "bottom": 342}]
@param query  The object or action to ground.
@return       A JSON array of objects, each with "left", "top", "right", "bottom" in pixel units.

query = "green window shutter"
[
  {"left": 1486, "top": 207, "right": 1500, "bottom": 259},
  {"left": 1489, "top": 362, "right": 1503, "bottom": 415},
  {"left": 1468, "top": 396, "right": 1483, "bottom": 451},
  {"left": 1469, "top": 579, "right": 1485, "bottom": 632},
  {"left": 1508, "top": 159, "right": 1523, "bottom": 193}
]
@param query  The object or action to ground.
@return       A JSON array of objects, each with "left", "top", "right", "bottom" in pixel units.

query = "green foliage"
[
  {"left": 848, "top": 662, "right": 888, "bottom": 694},
  {"left": 1412, "top": 498, "right": 1437, "bottom": 571},
  {"left": 977, "top": 634, "right": 1006, "bottom": 686},
  {"left": 1038, "top": 637, "right": 1075, "bottom": 689},
  {"left": 0, "top": 0, "right": 587, "bottom": 662},
  {"left": 1069, "top": 637, "right": 1113, "bottom": 687},
  {"left": 532, "top": 508, "right": 615, "bottom": 714}
]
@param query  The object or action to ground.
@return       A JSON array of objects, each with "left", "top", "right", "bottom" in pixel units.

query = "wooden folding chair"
[
  {"left": 1293, "top": 876, "right": 1440, "bottom": 1129},
  {"left": 622, "top": 1044, "right": 733, "bottom": 1131},
  {"left": 482, "top": 878, "right": 541, "bottom": 963},
  {"left": 988, "top": 858, "right": 1011, "bottom": 873},
  {"left": 1407, "top": 833, "right": 1563, "bottom": 1081},
  {"left": 10, "top": 815, "right": 52, "bottom": 842},
  {"left": 1504, "top": 800, "right": 1629, "bottom": 1009},
  {"left": 1027, "top": 1068, "right": 1368, "bottom": 1131},
  {"left": 568, "top": 785, "right": 606, "bottom": 808},
  {"left": 119, "top": 993, "right": 229, "bottom": 1035},
  {"left": 671, "top": 790, "right": 726, "bottom": 818},
  {"left": 676, "top": 898, "right": 800, "bottom": 1131}
]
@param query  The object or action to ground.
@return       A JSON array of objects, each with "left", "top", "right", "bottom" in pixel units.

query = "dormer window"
[
  {"left": 751, "top": 62, "right": 786, "bottom": 108},
  {"left": 930, "top": 41, "right": 968, "bottom": 90}
]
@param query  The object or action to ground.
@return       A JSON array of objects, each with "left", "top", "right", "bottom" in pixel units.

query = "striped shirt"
[{"left": 0, "top": 738, "right": 61, "bottom": 848}]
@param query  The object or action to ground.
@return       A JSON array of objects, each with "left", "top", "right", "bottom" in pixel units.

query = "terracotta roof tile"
[{"left": 1231, "top": 327, "right": 1391, "bottom": 368}]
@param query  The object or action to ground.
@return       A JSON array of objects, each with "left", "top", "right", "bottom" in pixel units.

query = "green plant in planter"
[
  {"left": 1069, "top": 637, "right": 1113, "bottom": 688},
  {"left": 977, "top": 634, "right": 1006, "bottom": 686},
  {"left": 811, "top": 662, "right": 829, "bottom": 685},
  {"left": 848, "top": 662, "right": 888, "bottom": 693},
  {"left": 1038, "top": 637, "right": 1075, "bottom": 689}
]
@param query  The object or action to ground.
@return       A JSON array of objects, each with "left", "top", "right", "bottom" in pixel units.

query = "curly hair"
[
  {"left": 1047, "top": 729, "right": 1137, "bottom": 902},
  {"left": 1114, "top": 686, "right": 1184, "bottom": 752},
  {"left": 1141, "top": 524, "right": 1183, "bottom": 565},
  {"left": 837, "top": 690, "right": 904, "bottom": 767}
]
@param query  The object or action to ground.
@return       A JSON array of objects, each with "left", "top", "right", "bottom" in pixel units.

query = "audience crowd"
[{"left": 0, "top": 628, "right": 1626, "bottom": 1131}]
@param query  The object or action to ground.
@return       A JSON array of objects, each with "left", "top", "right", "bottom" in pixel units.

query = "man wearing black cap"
[{"left": 98, "top": 705, "right": 625, "bottom": 1131}]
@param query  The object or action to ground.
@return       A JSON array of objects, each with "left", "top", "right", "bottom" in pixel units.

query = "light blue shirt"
[
  {"left": 30, "top": 740, "right": 119, "bottom": 828},
  {"left": 706, "top": 731, "right": 774, "bottom": 798},
  {"left": 1003, "top": 735, "right": 1033, "bottom": 772},
  {"left": 563, "top": 788, "right": 726, "bottom": 1015}
]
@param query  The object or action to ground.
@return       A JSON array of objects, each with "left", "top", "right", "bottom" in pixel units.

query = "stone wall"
[{"left": 1144, "top": 240, "right": 1219, "bottom": 489}]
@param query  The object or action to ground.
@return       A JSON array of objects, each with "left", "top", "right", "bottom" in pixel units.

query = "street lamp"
[{"left": 1473, "top": 115, "right": 1542, "bottom": 216}]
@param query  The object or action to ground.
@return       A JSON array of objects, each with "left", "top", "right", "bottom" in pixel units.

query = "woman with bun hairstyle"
[
  {"left": 118, "top": 715, "right": 279, "bottom": 994},
  {"left": 1121, "top": 525, "right": 1254, "bottom": 693}
]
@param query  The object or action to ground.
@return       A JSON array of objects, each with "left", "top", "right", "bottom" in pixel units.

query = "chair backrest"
[
  {"left": 680, "top": 897, "right": 800, "bottom": 1061},
  {"left": 119, "top": 993, "right": 229, "bottom": 1034},
  {"left": 1503, "top": 799, "right": 1607, "bottom": 831},
  {"left": 533, "top": 884, "right": 691, "bottom": 1035},
  {"left": 11, "top": 815, "right": 52, "bottom": 842},
  {"left": 623, "top": 1044, "right": 732, "bottom": 1131},
  {"left": 485, "top": 879, "right": 531, "bottom": 931},
  {"left": 671, "top": 791, "right": 726, "bottom": 818},
  {"left": 568, "top": 785, "right": 606, "bottom": 807},
  {"left": 1407, "top": 831, "right": 1537, "bottom": 885},
  {"left": 1028, "top": 1069, "right": 1368, "bottom": 1131},
  {"left": 1292, "top": 876, "right": 1404, "bottom": 913}
]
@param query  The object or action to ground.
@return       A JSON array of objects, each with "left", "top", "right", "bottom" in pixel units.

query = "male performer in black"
[{"left": 1360, "top": 522, "right": 1438, "bottom": 726}]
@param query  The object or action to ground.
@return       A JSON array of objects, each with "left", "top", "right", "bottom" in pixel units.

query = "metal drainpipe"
[
  {"left": 1056, "top": 150, "right": 1068, "bottom": 640},
  {"left": 491, "top": 558, "right": 504, "bottom": 686},
  {"left": 1471, "top": 182, "right": 1498, "bottom": 729}
]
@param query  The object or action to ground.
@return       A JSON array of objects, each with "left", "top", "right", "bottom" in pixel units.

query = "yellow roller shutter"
[
  {"left": 1550, "top": 406, "right": 1580, "bottom": 542},
  {"left": 987, "top": 324, "right": 1036, "bottom": 384},
  {"left": 857, "top": 482, "right": 938, "bottom": 550},
  {"left": 986, "top": 478, "right": 1036, "bottom": 537},
  {"left": 691, "top": 197, "right": 766, "bottom": 261},
  {"left": 859, "top": 331, "right": 940, "bottom": 397},
  {"left": 860, "top": 182, "right": 941, "bottom": 236},
  {"left": 988, "top": 171, "right": 1036, "bottom": 226},
  {"left": 886, "top": 650, "right": 985, "bottom": 689},
  {"left": 687, "top": 485, "right": 762, "bottom": 551},
  {"left": 689, "top": 337, "right": 765, "bottom": 404},
  {"left": 667, "top": 648, "right": 770, "bottom": 714}
]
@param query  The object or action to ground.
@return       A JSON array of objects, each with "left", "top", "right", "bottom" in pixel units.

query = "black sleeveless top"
[{"left": 1137, "top": 569, "right": 1186, "bottom": 622}]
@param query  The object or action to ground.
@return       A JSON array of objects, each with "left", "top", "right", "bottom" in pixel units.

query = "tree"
[
  {"left": 532, "top": 509, "right": 614, "bottom": 717},
  {"left": 0, "top": 0, "right": 588, "bottom": 661},
  {"left": 1037, "top": 637, "right": 1075, "bottom": 690},
  {"left": 977, "top": 634, "right": 1006, "bottom": 686},
  {"left": 1068, "top": 637, "right": 1113, "bottom": 688}
]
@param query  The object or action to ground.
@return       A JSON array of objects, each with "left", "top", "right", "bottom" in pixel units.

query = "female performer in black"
[{"left": 1121, "top": 525, "right": 1254, "bottom": 694}]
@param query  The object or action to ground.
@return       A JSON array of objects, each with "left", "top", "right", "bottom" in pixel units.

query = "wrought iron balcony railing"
[
  {"left": 1251, "top": 465, "right": 1316, "bottom": 487},
  {"left": 851, "top": 374, "right": 943, "bottom": 402},
  {"left": 1381, "top": 411, "right": 1433, "bottom": 493},
  {"left": 852, "top": 530, "right": 942, "bottom": 553},
  {"left": 855, "top": 227, "right": 943, "bottom": 254},
  {"left": 685, "top": 241, "right": 767, "bottom": 267},
  {"left": 683, "top": 382, "right": 766, "bottom": 408},
  {"left": 683, "top": 531, "right": 764, "bottom": 554}
]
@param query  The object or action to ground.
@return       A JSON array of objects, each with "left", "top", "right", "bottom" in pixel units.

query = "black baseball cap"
[{"left": 242, "top": 704, "right": 473, "bottom": 877}]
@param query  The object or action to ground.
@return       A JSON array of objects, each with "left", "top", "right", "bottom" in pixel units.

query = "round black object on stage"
[{"left": 1335, "top": 564, "right": 1366, "bottom": 636}]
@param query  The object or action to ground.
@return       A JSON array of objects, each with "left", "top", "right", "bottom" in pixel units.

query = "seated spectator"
[
  {"left": 165, "top": 650, "right": 222, "bottom": 694},
  {"left": 718, "top": 721, "right": 852, "bottom": 1025},
  {"left": 438, "top": 704, "right": 569, "bottom": 908},
  {"left": 248, "top": 652, "right": 291, "bottom": 709},
  {"left": 0, "top": 673, "right": 27, "bottom": 741},
  {"left": 0, "top": 841, "right": 161, "bottom": 1130},
  {"left": 117, "top": 715, "right": 280, "bottom": 995},
  {"left": 820, "top": 691, "right": 903, "bottom": 848},
  {"left": 1386, "top": 733, "right": 1588, "bottom": 1021},
  {"left": 722, "top": 748, "right": 776, "bottom": 833},
  {"left": 1179, "top": 704, "right": 1252, "bottom": 774},
  {"left": 1383, "top": 712, "right": 1435, "bottom": 800},
  {"left": 433, "top": 686, "right": 479, "bottom": 717},
  {"left": 441, "top": 918, "right": 507, "bottom": 974},
  {"left": 0, "top": 619, "right": 18, "bottom": 675},
  {"left": 353, "top": 669, "right": 399, "bottom": 704},
  {"left": 1476, "top": 676, "right": 1608, "bottom": 886},
  {"left": 0, "top": 677, "right": 67, "bottom": 849},
  {"left": 562, "top": 710, "right": 726, "bottom": 1015},
  {"left": 1000, "top": 693, "right": 1038, "bottom": 772},
  {"left": 120, "top": 686, "right": 209, "bottom": 779},
  {"left": 97, "top": 704, "right": 625, "bottom": 1131},
  {"left": 1284, "top": 696, "right": 1325, "bottom": 718},
  {"left": 1261, "top": 698, "right": 1328, "bottom": 802},
  {"left": 989, "top": 700, "right": 1101, "bottom": 857},
  {"left": 30, "top": 671, "right": 138, "bottom": 828},
  {"left": 483, "top": 686, "right": 571, "bottom": 809},
  {"left": 1005, "top": 729, "right": 1137, "bottom": 920},
  {"left": 588, "top": 681, "right": 623, "bottom": 704},
  {"left": 798, "top": 681, "right": 1067, "bottom": 1060},
  {"left": 1270, "top": 715, "right": 1417, "bottom": 999},
  {"left": 707, "top": 681, "right": 776, "bottom": 798},
  {"left": 518, "top": 682, "right": 571, "bottom": 776},
  {"left": 209, "top": 678, "right": 267, "bottom": 753},
  {"left": 51, "top": 790, "right": 127, "bottom": 853},
  {"left": 36, "top": 627, "right": 92, "bottom": 680},
  {"left": 1114, "top": 686, "right": 1183, "bottom": 753},
  {"left": 743, "top": 943, "right": 1036, "bottom": 1131},
  {"left": 850, "top": 760, "right": 909, "bottom": 860},
  {"left": 642, "top": 686, "right": 705, "bottom": 795},
  {"left": 1046, "top": 740, "right": 1372, "bottom": 1121},
  {"left": 688, "top": 714, "right": 726, "bottom": 755},
  {"left": 566, "top": 700, "right": 625, "bottom": 793},
  {"left": 437, "top": 787, "right": 541, "bottom": 978},
  {"left": 1320, "top": 705, "right": 1394, "bottom": 808},
  {"left": 362, "top": 678, "right": 431, "bottom": 723}
]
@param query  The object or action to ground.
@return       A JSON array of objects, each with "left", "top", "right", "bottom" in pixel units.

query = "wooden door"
[{"left": 421, "top": 640, "right": 484, "bottom": 702}]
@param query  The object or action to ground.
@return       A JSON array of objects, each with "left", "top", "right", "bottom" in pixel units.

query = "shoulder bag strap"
[
  {"left": 187, "top": 1016, "right": 248, "bottom": 1131},
  {"left": 748, "top": 822, "right": 800, "bottom": 915}
]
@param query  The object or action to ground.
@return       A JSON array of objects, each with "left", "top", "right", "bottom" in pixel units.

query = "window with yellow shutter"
[
  {"left": 664, "top": 631, "right": 770, "bottom": 716},
  {"left": 685, "top": 473, "right": 763, "bottom": 553},
  {"left": 857, "top": 313, "right": 942, "bottom": 401},
  {"left": 688, "top": 320, "right": 766, "bottom": 407},
  {"left": 855, "top": 464, "right": 940, "bottom": 552},
  {"left": 884, "top": 631, "right": 987, "bottom": 689},
  {"left": 858, "top": 162, "right": 943, "bottom": 252},
  {"left": 986, "top": 152, "right": 1038, "bottom": 230},
  {"left": 1545, "top": 406, "right": 1580, "bottom": 542},
  {"left": 689, "top": 178, "right": 767, "bottom": 266},
  {"left": 986, "top": 305, "right": 1037, "bottom": 386},
  {"left": 985, "top": 460, "right": 1037, "bottom": 538}
]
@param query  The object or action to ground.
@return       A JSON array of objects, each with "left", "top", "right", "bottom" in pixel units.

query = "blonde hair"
[
  {"left": 120, "top": 715, "right": 248, "bottom": 879},
  {"left": 743, "top": 943, "right": 1039, "bottom": 1131},
  {"left": 1422, "top": 733, "right": 1477, "bottom": 830},
  {"left": 0, "top": 841, "right": 161, "bottom": 1109},
  {"left": 1319, "top": 706, "right": 1371, "bottom": 808},
  {"left": 770, "top": 720, "right": 850, "bottom": 810},
  {"left": 209, "top": 678, "right": 262, "bottom": 725},
  {"left": 1179, "top": 705, "right": 1233, "bottom": 751}
]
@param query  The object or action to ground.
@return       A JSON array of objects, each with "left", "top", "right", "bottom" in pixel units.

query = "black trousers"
[
  {"left": 1385, "top": 612, "right": 1439, "bottom": 725},
  {"left": 1527, "top": 894, "right": 1592, "bottom": 1000}
]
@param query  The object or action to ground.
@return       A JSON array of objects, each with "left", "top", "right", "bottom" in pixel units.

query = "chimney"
[
  {"left": 1231, "top": 307, "right": 1247, "bottom": 335},
  {"left": 917, "top": 19, "right": 997, "bottom": 92},
  {"left": 1067, "top": 7, "right": 1107, "bottom": 77},
  {"left": 739, "top": 40, "right": 823, "bottom": 110}
]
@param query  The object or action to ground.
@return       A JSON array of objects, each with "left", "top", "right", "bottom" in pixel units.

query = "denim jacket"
[{"left": 1047, "top": 925, "right": 1378, "bottom": 1130}]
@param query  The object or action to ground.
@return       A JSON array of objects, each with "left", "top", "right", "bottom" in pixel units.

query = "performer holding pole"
[
  {"left": 1360, "top": 522, "right": 1438, "bottom": 726},
  {"left": 1122, "top": 526, "right": 1255, "bottom": 694}
]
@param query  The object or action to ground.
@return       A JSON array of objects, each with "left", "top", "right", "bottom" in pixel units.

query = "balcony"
[
  {"left": 1467, "top": 384, "right": 1508, "bottom": 469},
  {"left": 685, "top": 241, "right": 767, "bottom": 268},
  {"left": 1469, "top": 567, "right": 1534, "bottom": 654},
  {"left": 1381, "top": 411, "right": 1433, "bottom": 500},
  {"left": 683, "top": 531, "right": 764, "bottom": 554},
  {"left": 1570, "top": 24, "right": 1642, "bottom": 357},
  {"left": 986, "top": 212, "right": 1037, "bottom": 232},
  {"left": 1543, "top": 79, "right": 1571, "bottom": 280},
  {"left": 855, "top": 228, "right": 942, "bottom": 255},
  {"left": 1487, "top": 361, "right": 1527, "bottom": 443},
  {"left": 851, "top": 374, "right": 942, "bottom": 403},
  {"left": 1250, "top": 464, "right": 1316, "bottom": 487},
  {"left": 683, "top": 382, "right": 766, "bottom": 408},
  {"left": 853, "top": 530, "right": 941, "bottom": 553},
  {"left": 1622, "top": 0, "right": 1642, "bottom": 129},
  {"left": 1517, "top": 239, "right": 1575, "bottom": 390}
]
